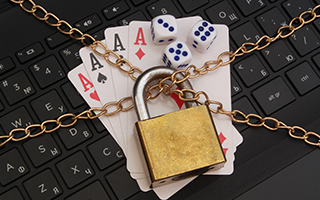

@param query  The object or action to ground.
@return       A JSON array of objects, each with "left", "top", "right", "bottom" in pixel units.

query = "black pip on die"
[
  {"left": 151, "top": 15, "right": 178, "bottom": 45},
  {"left": 187, "top": 20, "right": 217, "bottom": 53}
]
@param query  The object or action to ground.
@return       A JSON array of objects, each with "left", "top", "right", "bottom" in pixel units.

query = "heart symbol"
[{"left": 89, "top": 90, "right": 100, "bottom": 101}]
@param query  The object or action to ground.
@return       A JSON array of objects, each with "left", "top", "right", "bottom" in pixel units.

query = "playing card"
[
  {"left": 80, "top": 44, "right": 125, "bottom": 148},
  {"left": 104, "top": 26, "right": 130, "bottom": 152},
  {"left": 67, "top": 64, "right": 116, "bottom": 140}
]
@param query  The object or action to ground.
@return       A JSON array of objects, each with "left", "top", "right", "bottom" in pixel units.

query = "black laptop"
[{"left": 1, "top": 0, "right": 320, "bottom": 199}]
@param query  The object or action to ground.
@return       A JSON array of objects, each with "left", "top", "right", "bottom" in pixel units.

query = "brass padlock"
[{"left": 133, "top": 66, "right": 226, "bottom": 188}]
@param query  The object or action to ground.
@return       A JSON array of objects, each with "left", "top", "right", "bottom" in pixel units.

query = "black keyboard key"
[
  {"left": 0, "top": 71, "right": 35, "bottom": 105},
  {"left": 313, "top": 52, "right": 320, "bottom": 68},
  {"left": 230, "top": 21, "right": 262, "bottom": 46},
  {"left": 261, "top": 40, "right": 295, "bottom": 71},
  {"left": 0, "top": 106, "right": 33, "bottom": 134},
  {"left": 118, "top": 11, "right": 147, "bottom": 26},
  {"left": 74, "top": 14, "right": 102, "bottom": 33},
  {"left": 131, "top": 0, "right": 148, "bottom": 6},
  {"left": 88, "top": 135, "right": 124, "bottom": 170},
  {"left": 61, "top": 82, "right": 85, "bottom": 108},
  {"left": 16, "top": 42, "right": 45, "bottom": 63},
  {"left": 46, "top": 31, "right": 70, "bottom": 49},
  {"left": 30, "top": 90, "right": 68, "bottom": 121},
  {"left": 286, "top": 62, "right": 320, "bottom": 95},
  {"left": 232, "top": 97, "right": 258, "bottom": 132},
  {"left": 231, "top": 75, "right": 242, "bottom": 96},
  {"left": 289, "top": 25, "right": 320, "bottom": 56},
  {"left": 103, "top": 1, "right": 130, "bottom": 20},
  {"left": 60, "top": 42, "right": 83, "bottom": 69},
  {"left": 178, "top": 0, "right": 209, "bottom": 13},
  {"left": 65, "top": 181, "right": 110, "bottom": 200},
  {"left": 0, "top": 57, "right": 15, "bottom": 75},
  {"left": 56, "top": 151, "right": 94, "bottom": 188},
  {"left": 282, "top": 0, "right": 314, "bottom": 18},
  {"left": 147, "top": 0, "right": 181, "bottom": 18},
  {"left": 23, "top": 134, "right": 61, "bottom": 167},
  {"left": 29, "top": 55, "right": 65, "bottom": 88},
  {"left": 0, "top": 148, "right": 29, "bottom": 185},
  {"left": 23, "top": 169, "right": 62, "bottom": 200},
  {"left": 234, "top": 0, "right": 266, "bottom": 16},
  {"left": 91, "top": 117, "right": 106, "bottom": 133},
  {"left": 205, "top": 1, "right": 240, "bottom": 26},
  {"left": 128, "top": 191, "right": 159, "bottom": 200},
  {"left": 58, "top": 120, "right": 92, "bottom": 149},
  {"left": 0, "top": 187, "right": 24, "bottom": 200},
  {"left": 106, "top": 166, "right": 140, "bottom": 200},
  {"left": 0, "top": 101, "right": 3, "bottom": 111},
  {"left": 314, "top": 18, "right": 320, "bottom": 33},
  {"left": 257, "top": 7, "right": 288, "bottom": 36},
  {"left": 234, "top": 55, "right": 269, "bottom": 87},
  {"left": 252, "top": 77, "right": 295, "bottom": 115},
  {"left": 92, "top": 28, "right": 106, "bottom": 41}
]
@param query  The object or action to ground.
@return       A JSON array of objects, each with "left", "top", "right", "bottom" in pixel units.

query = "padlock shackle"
[{"left": 133, "top": 66, "right": 197, "bottom": 121}]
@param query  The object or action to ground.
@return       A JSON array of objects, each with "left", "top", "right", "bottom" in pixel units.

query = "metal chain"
[{"left": 3, "top": 0, "right": 320, "bottom": 147}]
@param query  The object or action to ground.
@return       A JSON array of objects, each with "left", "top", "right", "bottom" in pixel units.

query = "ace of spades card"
[{"left": 79, "top": 44, "right": 125, "bottom": 148}]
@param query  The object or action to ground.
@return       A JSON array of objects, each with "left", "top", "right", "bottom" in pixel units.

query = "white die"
[
  {"left": 162, "top": 41, "right": 192, "bottom": 69},
  {"left": 151, "top": 15, "right": 178, "bottom": 45},
  {"left": 186, "top": 20, "right": 217, "bottom": 53}
]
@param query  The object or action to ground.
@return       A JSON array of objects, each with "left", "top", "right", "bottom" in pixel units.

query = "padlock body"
[{"left": 135, "top": 105, "right": 226, "bottom": 188}]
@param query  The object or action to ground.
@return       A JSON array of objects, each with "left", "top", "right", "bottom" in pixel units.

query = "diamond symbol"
[
  {"left": 135, "top": 48, "right": 145, "bottom": 60},
  {"left": 219, "top": 132, "right": 228, "bottom": 155}
]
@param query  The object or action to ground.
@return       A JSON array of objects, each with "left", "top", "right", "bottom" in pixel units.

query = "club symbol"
[{"left": 97, "top": 72, "right": 107, "bottom": 84}]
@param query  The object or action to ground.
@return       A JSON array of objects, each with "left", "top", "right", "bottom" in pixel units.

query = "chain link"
[{"left": 4, "top": 0, "right": 320, "bottom": 147}]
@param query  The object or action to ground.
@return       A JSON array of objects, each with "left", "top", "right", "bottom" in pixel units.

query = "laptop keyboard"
[{"left": 1, "top": 0, "right": 320, "bottom": 199}]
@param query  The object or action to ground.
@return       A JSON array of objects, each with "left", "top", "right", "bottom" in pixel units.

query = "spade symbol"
[{"left": 97, "top": 72, "right": 107, "bottom": 84}]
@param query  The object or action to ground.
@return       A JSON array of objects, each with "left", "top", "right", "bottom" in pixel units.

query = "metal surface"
[{"left": 133, "top": 66, "right": 197, "bottom": 121}]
